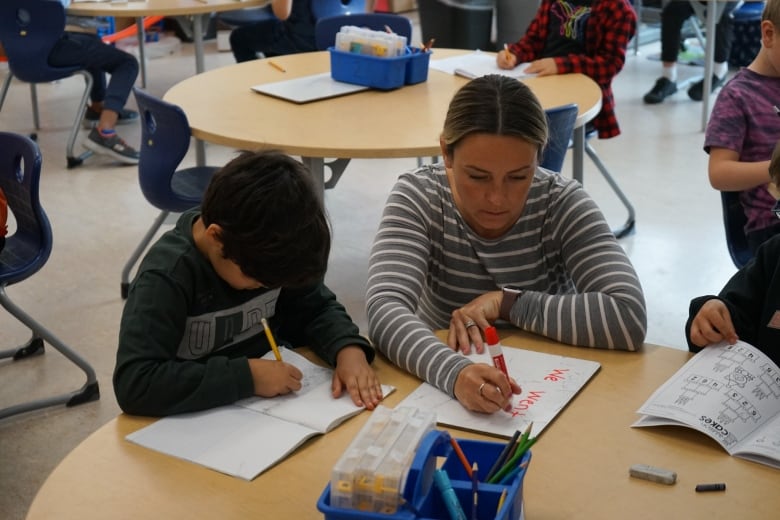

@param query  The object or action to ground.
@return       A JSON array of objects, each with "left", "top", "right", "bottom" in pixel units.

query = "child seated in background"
[
  {"left": 229, "top": 0, "right": 317, "bottom": 63},
  {"left": 496, "top": 0, "right": 636, "bottom": 139},
  {"left": 686, "top": 141, "right": 780, "bottom": 364},
  {"left": 114, "top": 150, "right": 382, "bottom": 417},
  {"left": 704, "top": 0, "right": 780, "bottom": 254}
]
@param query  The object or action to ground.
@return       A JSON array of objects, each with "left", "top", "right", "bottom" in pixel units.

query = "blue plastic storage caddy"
[
  {"left": 317, "top": 429, "right": 531, "bottom": 520},
  {"left": 329, "top": 47, "right": 430, "bottom": 90}
]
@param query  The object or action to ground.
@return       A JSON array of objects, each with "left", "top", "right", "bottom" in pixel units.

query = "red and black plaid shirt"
[{"left": 507, "top": 0, "right": 636, "bottom": 139}]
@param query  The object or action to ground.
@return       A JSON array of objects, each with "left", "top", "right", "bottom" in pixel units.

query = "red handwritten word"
[
  {"left": 511, "top": 390, "right": 545, "bottom": 417},
  {"left": 544, "top": 368, "right": 570, "bottom": 382}
]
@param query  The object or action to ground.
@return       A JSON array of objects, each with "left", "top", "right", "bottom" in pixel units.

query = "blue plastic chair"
[
  {"left": 217, "top": 4, "right": 275, "bottom": 28},
  {"left": 315, "top": 12, "right": 412, "bottom": 50},
  {"left": 721, "top": 191, "right": 753, "bottom": 268},
  {"left": 312, "top": 0, "right": 368, "bottom": 21},
  {"left": 0, "top": 0, "right": 94, "bottom": 169},
  {"left": 121, "top": 87, "right": 221, "bottom": 298},
  {"left": 541, "top": 104, "right": 578, "bottom": 173},
  {"left": 0, "top": 132, "right": 99, "bottom": 420}
]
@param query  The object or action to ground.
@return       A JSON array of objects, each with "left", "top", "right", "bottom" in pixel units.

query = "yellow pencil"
[
  {"left": 261, "top": 317, "right": 282, "bottom": 361},
  {"left": 496, "top": 488, "right": 507, "bottom": 514},
  {"left": 503, "top": 43, "right": 511, "bottom": 61},
  {"left": 267, "top": 60, "right": 286, "bottom": 73}
]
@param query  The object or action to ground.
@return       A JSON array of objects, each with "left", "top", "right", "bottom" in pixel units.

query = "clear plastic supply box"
[{"left": 319, "top": 426, "right": 532, "bottom": 520}]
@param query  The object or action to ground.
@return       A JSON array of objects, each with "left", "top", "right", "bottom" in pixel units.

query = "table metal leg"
[
  {"left": 136, "top": 17, "right": 147, "bottom": 89},
  {"left": 701, "top": 4, "right": 717, "bottom": 131},
  {"left": 192, "top": 14, "right": 206, "bottom": 166},
  {"left": 301, "top": 157, "right": 326, "bottom": 202}
]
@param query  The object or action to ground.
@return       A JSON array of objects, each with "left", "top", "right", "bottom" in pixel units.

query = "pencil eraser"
[{"left": 629, "top": 464, "right": 677, "bottom": 485}]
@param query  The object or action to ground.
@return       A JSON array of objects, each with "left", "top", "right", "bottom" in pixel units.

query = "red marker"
[{"left": 484, "top": 326, "right": 509, "bottom": 377}]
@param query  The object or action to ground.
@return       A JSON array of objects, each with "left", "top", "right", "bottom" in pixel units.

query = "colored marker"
[
  {"left": 261, "top": 317, "right": 282, "bottom": 361},
  {"left": 695, "top": 482, "right": 726, "bottom": 492},
  {"left": 434, "top": 469, "right": 467, "bottom": 520},
  {"left": 484, "top": 326, "right": 509, "bottom": 377}
]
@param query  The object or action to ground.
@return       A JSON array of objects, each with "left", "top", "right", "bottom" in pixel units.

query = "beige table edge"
[
  {"left": 163, "top": 49, "right": 602, "bottom": 160},
  {"left": 67, "top": 0, "right": 267, "bottom": 17},
  {"left": 25, "top": 333, "right": 779, "bottom": 519}
]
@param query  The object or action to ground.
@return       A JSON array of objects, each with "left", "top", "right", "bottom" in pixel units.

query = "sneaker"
[
  {"left": 83, "top": 107, "right": 139, "bottom": 128},
  {"left": 643, "top": 77, "right": 678, "bottom": 104},
  {"left": 84, "top": 128, "right": 140, "bottom": 165},
  {"left": 687, "top": 74, "right": 727, "bottom": 101}
]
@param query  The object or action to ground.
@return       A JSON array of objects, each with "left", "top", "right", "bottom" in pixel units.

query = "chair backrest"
[
  {"left": 0, "top": 132, "right": 52, "bottom": 286},
  {"left": 721, "top": 191, "right": 753, "bottom": 268},
  {"left": 0, "top": 0, "right": 82, "bottom": 83},
  {"left": 132, "top": 87, "right": 202, "bottom": 212},
  {"left": 311, "top": 0, "right": 367, "bottom": 21},
  {"left": 315, "top": 13, "right": 413, "bottom": 50},
  {"left": 541, "top": 104, "right": 578, "bottom": 173}
]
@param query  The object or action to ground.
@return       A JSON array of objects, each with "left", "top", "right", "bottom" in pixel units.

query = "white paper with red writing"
[{"left": 397, "top": 346, "right": 600, "bottom": 438}]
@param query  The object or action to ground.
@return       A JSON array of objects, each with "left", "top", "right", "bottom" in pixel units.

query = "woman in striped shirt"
[{"left": 366, "top": 75, "right": 647, "bottom": 414}]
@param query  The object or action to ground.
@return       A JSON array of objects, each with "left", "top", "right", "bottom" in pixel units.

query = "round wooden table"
[
  {"left": 67, "top": 0, "right": 269, "bottom": 84},
  {"left": 163, "top": 49, "right": 602, "bottom": 196}
]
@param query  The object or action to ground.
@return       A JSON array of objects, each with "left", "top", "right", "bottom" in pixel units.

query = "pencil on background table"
[{"left": 268, "top": 60, "right": 286, "bottom": 73}]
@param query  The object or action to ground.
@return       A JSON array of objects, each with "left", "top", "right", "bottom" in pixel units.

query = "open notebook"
[
  {"left": 251, "top": 72, "right": 369, "bottom": 104},
  {"left": 429, "top": 51, "right": 533, "bottom": 80},
  {"left": 126, "top": 347, "right": 395, "bottom": 480}
]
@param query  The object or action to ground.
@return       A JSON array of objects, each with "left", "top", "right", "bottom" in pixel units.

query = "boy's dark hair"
[{"left": 200, "top": 150, "right": 330, "bottom": 288}]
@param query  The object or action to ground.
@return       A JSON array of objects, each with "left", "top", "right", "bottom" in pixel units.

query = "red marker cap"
[{"left": 485, "top": 326, "right": 499, "bottom": 346}]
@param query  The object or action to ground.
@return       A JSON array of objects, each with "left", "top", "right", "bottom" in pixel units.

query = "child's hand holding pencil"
[{"left": 497, "top": 43, "right": 517, "bottom": 70}]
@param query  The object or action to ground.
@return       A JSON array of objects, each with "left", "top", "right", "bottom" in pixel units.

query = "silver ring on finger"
[
  {"left": 478, "top": 382, "right": 486, "bottom": 397},
  {"left": 464, "top": 320, "right": 477, "bottom": 329}
]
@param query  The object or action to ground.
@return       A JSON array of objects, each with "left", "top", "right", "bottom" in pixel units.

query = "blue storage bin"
[
  {"left": 317, "top": 430, "right": 531, "bottom": 520},
  {"left": 329, "top": 47, "right": 432, "bottom": 89},
  {"left": 405, "top": 49, "right": 431, "bottom": 85}
]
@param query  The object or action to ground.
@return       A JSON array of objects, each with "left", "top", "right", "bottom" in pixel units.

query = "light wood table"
[
  {"left": 26, "top": 333, "right": 779, "bottom": 519},
  {"left": 67, "top": 0, "right": 268, "bottom": 86},
  {"left": 163, "top": 49, "right": 602, "bottom": 196}
]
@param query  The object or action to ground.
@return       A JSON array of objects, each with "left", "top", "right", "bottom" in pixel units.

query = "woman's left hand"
[{"left": 447, "top": 291, "right": 502, "bottom": 354}]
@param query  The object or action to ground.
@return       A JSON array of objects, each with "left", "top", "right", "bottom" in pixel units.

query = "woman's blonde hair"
[{"left": 440, "top": 75, "right": 549, "bottom": 160}]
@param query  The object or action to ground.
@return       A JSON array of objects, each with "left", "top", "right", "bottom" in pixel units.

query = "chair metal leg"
[
  {"left": 0, "top": 73, "right": 14, "bottom": 116},
  {"left": 0, "top": 285, "right": 100, "bottom": 420},
  {"left": 121, "top": 210, "right": 170, "bottom": 299},
  {"left": 584, "top": 141, "right": 636, "bottom": 239},
  {"left": 67, "top": 71, "right": 94, "bottom": 169},
  {"left": 30, "top": 83, "right": 41, "bottom": 130}
]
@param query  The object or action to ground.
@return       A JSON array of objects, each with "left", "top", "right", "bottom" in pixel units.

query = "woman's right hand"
[
  {"left": 453, "top": 364, "right": 522, "bottom": 414},
  {"left": 496, "top": 49, "right": 517, "bottom": 69},
  {"left": 248, "top": 358, "right": 303, "bottom": 397}
]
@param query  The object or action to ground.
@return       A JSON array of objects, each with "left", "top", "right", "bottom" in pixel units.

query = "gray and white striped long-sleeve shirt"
[{"left": 366, "top": 164, "right": 647, "bottom": 397}]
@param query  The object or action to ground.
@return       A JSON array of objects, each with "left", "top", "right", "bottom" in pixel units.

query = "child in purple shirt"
[{"left": 705, "top": 0, "right": 780, "bottom": 254}]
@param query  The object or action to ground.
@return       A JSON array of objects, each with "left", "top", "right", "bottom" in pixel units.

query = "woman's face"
[{"left": 442, "top": 133, "right": 538, "bottom": 239}]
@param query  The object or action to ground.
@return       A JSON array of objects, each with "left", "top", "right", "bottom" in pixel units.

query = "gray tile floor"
[{"left": 0, "top": 16, "right": 739, "bottom": 520}]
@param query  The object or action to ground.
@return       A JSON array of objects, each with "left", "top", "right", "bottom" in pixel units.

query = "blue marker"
[{"left": 434, "top": 469, "right": 467, "bottom": 520}]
